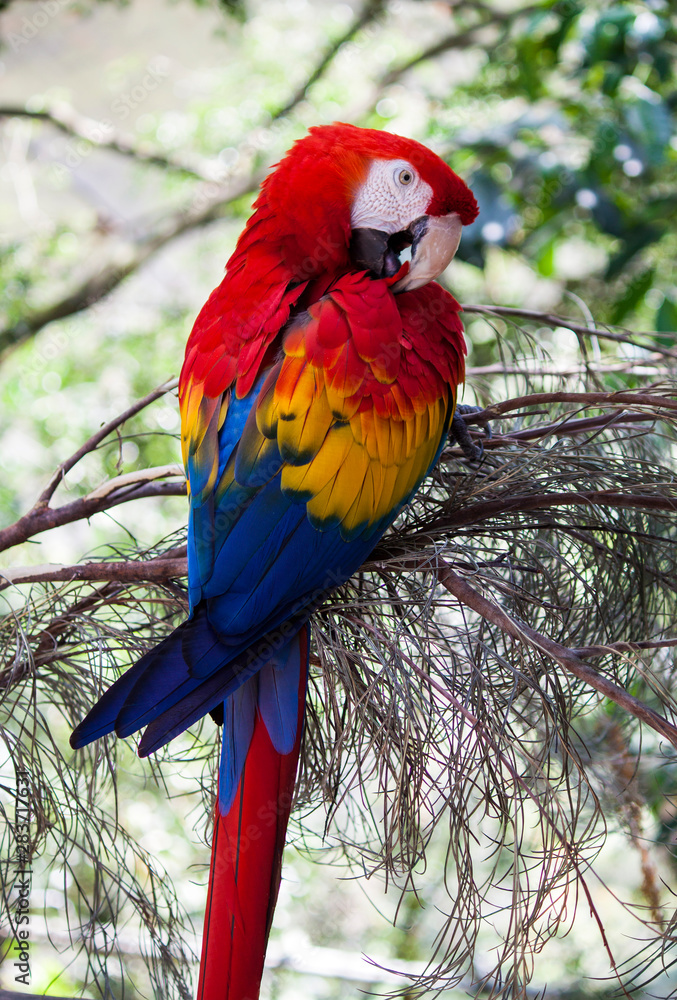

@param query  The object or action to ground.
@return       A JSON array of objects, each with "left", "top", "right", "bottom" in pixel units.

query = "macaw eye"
[{"left": 398, "top": 168, "right": 414, "bottom": 185}]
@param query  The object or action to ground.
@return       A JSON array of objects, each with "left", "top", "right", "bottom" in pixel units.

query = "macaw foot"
[{"left": 450, "top": 404, "right": 491, "bottom": 462}]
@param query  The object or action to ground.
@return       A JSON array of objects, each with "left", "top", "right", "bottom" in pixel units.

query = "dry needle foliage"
[{"left": 2, "top": 312, "right": 677, "bottom": 998}]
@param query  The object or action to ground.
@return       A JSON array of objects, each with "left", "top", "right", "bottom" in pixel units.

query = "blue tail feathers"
[
  {"left": 70, "top": 607, "right": 310, "bottom": 800},
  {"left": 217, "top": 630, "right": 307, "bottom": 814}
]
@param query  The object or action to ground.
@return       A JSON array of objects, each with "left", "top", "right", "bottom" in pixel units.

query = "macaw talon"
[{"left": 450, "top": 404, "right": 491, "bottom": 463}]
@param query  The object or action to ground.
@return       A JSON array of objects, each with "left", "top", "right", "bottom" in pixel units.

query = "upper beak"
[
  {"left": 349, "top": 213, "right": 462, "bottom": 293},
  {"left": 392, "top": 213, "right": 462, "bottom": 292}
]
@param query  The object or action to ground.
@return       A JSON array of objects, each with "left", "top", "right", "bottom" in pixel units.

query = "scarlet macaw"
[{"left": 71, "top": 123, "right": 478, "bottom": 999}]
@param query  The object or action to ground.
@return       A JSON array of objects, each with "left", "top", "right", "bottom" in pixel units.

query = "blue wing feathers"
[
  {"left": 71, "top": 359, "right": 420, "bottom": 771},
  {"left": 70, "top": 650, "right": 150, "bottom": 748}
]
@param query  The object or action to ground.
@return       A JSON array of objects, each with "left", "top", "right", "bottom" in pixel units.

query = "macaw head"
[{"left": 259, "top": 122, "right": 478, "bottom": 291}]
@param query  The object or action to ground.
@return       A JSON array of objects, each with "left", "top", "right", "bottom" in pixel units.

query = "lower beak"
[{"left": 349, "top": 213, "right": 463, "bottom": 293}]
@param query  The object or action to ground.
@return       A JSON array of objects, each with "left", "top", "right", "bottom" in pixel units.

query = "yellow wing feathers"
[
  {"left": 275, "top": 341, "right": 451, "bottom": 536},
  {"left": 180, "top": 280, "right": 462, "bottom": 540},
  {"left": 181, "top": 379, "right": 229, "bottom": 502}
]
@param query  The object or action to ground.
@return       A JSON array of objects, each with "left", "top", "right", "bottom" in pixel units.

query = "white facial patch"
[{"left": 351, "top": 159, "right": 433, "bottom": 234}]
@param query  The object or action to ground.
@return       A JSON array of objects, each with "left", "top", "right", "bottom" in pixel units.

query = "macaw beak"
[{"left": 349, "top": 213, "right": 462, "bottom": 292}]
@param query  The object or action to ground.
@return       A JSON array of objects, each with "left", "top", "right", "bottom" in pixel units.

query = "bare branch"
[
  {"left": 0, "top": 381, "right": 186, "bottom": 554},
  {"left": 472, "top": 389, "right": 677, "bottom": 421},
  {"left": 0, "top": 103, "right": 217, "bottom": 181},
  {"left": 0, "top": 479, "right": 185, "bottom": 555},
  {"left": 452, "top": 411, "right": 665, "bottom": 449},
  {"left": 271, "top": 0, "right": 386, "bottom": 121},
  {"left": 572, "top": 638, "right": 677, "bottom": 658},
  {"left": 462, "top": 304, "right": 677, "bottom": 360},
  {"left": 0, "top": 554, "right": 187, "bottom": 592},
  {"left": 423, "top": 489, "right": 677, "bottom": 535},
  {"left": 352, "top": 615, "right": 626, "bottom": 982},
  {"left": 0, "top": 171, "right": 264, "bottom": 355},
  {"left": 85, "top": 463, "right": 184, "bottom": 500},
  {"left": 37, "top": 379, "right": 179, "bottom": 506},
  {"left": 431, "top": 557, "right": 677, "bottom": 751},
  {"left": 467, "top": 360, "right": 670, "bottom": 377},
  {"left": 379, "top": 3, "right": 543, "bottom": 88}
]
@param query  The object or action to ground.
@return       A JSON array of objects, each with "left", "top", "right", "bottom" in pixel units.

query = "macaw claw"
[{"left": 450, "top": 404, "right": 491, "bottom": 463}]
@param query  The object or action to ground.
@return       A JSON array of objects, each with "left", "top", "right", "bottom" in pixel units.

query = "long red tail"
[{"left": 197, "top": 627, "right": 308, "bottom": 1000}]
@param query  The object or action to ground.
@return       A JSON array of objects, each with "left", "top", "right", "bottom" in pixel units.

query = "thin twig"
[
  {"left": 467, "top": 361, "right": 668, "bottom": 377},
  {"left": 37, "top": 380, "right": 179, "bottom": 506},
  {"left": 474, "top": 390, "right": 677, "bottom": 420},
  {"left": 0, "top": 104, "right": 216, "bottom": 181},
  {"left": 572, "top": 638, "right": 677, "bottom": 658},
  {"left": 420, "top": 490, "right": 677, "bottom": 536},
  {"left": 352, "top": 615, "right": 626, "bottom": 986},
  {"left": 271, "top": 0, "right": 386, "bottom": 121},
  {"left": 462, "top": 304, "right": 677, "bottom": 361},
  {"left": 431, "top": 557, "right": 677, "bottom": 751},
  {"left": 0, "top": 991, "right": 75, "bottom": 1000},
  {"left": 452, "top": 411, "right": 662, "bottom": 447}
]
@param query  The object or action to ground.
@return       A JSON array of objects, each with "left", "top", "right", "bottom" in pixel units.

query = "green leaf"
[
  {"left": 625, "top": 96, "right": 672, "bottom": 164},
  {"left": 656, "top": 297, "right": 677, "bottom": 338},
  {"left": 605, "top": 224, "right": 663, "bottom": 280},
  {"left": 535, "top": 237, "right": 556, "bottom": 277},
  {"left": 610, "top": 268, "right": 654, "bottom": 324}
]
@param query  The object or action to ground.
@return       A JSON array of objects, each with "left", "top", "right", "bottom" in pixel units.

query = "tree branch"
[
  {"left": 0, "top": 103, "right": 217, "bottom": 181},
  {"left": 37, "top": 379, "right": 179, "bottom": 506},
  {"left": 0, "top": 554, "right": 187, "bottom": 592},
  {"left": 271, "top": 0, "right": 386, "bottom": 121},
  {"left": 472, "top": 389, "right": 677, "bottom": 421},
  {"left": 379, "top": 3, "right": 542, "bottom": 88},
  {"left": 462, "top": 304, "right": 677, "bottom": 361},
  {"left": 0, "top": 478, "right": 185, "bottom": 555},
  {"left": 423, "top": 489, "right": 677, "bottom": 536},
  {"left": 431, "top": 557, "right": 677, "bottom": 751},
  {"left": 572, "top": 637, "right": 677, "bottom": 658},
  {"left": 0, "top": 170, "right": 264, "bottom": 355},
  {"left": 0, "top": 380, "right": 187, "bottom": 555},
  {"left": 449, "top": 410, "right": 664, "bottom": 450},
  {"left": 467, "top": 360, "right": 669, "bottom": 378}
]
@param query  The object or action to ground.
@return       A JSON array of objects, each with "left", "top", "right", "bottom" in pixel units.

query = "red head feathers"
[
  {"left": 238, "top": 122, "right": 478, "bottom": 274},
  {"left": 182, "top": 123, "right": 478, "bottom": 398}
]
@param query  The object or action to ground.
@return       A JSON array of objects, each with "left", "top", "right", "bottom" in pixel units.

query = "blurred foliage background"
[{"left": 0, "top": 0, "right": 676, "bottom": 997}]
